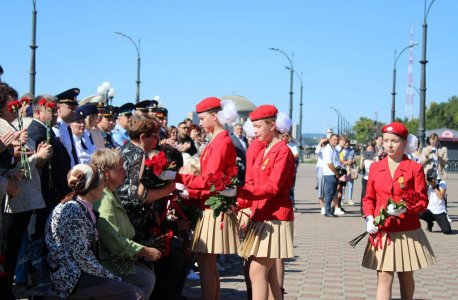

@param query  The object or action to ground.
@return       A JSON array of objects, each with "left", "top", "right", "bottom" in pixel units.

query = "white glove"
[
  {"left": 158, "top": 170, "right": 176, "bottom": 181},
  {"left": 179, "top": 190, "right": 189, "bottom": 200},
  {"left": 218, "top": 187, "right": 237, "bottom": 197},
  {"left": 366, "top": 216, "right": 379, "bottom": 234},
  {"left": 386, "top": 204, "right": 407, "bottom": 216}
]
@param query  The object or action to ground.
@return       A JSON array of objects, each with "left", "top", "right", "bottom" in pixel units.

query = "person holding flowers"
[
  {"left": 158, "top": 97, "right": 239, "bottom": 300},
  {"left": 362, "top": 122, "right": 436, "bottom": 300},
  {"left": 91, "top": 149, "right": 158, "bottom": 299},
  {"left": 226, "top": 105, "right": 295, "bottom": 300}
]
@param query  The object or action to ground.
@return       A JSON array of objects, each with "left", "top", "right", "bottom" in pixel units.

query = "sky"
[{"left": 2, "top": 0, "right": 457, "bottom": 134}]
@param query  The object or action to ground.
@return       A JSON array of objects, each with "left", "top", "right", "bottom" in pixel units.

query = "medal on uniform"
[
  {"left": 398, "top": 176, "right": 405, "bottom": 189},
  {"left": 262, "top": 158, "right": 269, "bottom": 171}
]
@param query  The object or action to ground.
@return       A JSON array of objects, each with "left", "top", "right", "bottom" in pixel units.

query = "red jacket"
[
  {"left": 176, "top": 130, "right": 237, "bottom": 209},
  {"left": 362, "top": 155, "right": 428, "bottom": 232},
  {"left": 238, "top": 140, "right": 295, "bottom": 221},
  {"left": 238, "top": 138, "right": 265, "bottom": 209}
]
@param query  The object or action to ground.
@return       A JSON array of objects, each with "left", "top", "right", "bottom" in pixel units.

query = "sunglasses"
[{"left": 180, "top": 127, "right": 189, "bottom": 130}]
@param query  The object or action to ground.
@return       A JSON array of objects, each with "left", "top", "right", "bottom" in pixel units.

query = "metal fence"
[{"left": 445, "top": 161, "right": 458, "bottom": 173}]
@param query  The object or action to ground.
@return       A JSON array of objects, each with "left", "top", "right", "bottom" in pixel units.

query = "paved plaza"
[{"left": 183, "top": 162, "right": 458, "bottom": 300}]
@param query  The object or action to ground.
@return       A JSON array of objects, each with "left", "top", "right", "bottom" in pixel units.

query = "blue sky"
[{"left": 2, "top": 1, "right": 457, "bottom": 134}]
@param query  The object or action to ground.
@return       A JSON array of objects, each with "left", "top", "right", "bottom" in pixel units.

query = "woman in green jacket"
[{"left": 91, "top": 149, "right": 160, "bottom": 299}]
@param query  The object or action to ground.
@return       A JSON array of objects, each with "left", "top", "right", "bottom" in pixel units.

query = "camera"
[{"left": 336, "top": 166, "right": 347, "bottom": 177}]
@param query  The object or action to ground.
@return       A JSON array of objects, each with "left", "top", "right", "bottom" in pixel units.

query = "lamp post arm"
[{"left": 425, "top": 0, "right": 436, "bottom": 22}]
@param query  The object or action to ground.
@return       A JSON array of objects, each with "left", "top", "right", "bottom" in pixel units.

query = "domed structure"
[{"left": 220, "top": 95, "right": 256, "bottom": 125}]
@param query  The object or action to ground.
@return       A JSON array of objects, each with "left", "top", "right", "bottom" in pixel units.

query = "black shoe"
[
  {"left": 315, "top": 185, "right": 318, "bottom": 190},
  {"left": 331, "top": 207, "right": 335, "bottom": 215},
  {"left": 324, "top": 213, "right": 337, "bottom": 218},
  {"left": 426, "top": 223, "right": 434, "bottom": 232}
]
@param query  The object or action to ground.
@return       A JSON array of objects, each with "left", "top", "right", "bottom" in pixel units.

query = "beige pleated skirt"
[
  {"left": 238, "top": 208, "right": 251, "bottom": 238},
  {"left": 191, "top": 209, "right": 240, "bottom": 254},
  {"left": 362, "top": 228, "right": 436, "bottom": 272},
  {"left": 239, "top": 220, "right": 294, "bottom": 259}
]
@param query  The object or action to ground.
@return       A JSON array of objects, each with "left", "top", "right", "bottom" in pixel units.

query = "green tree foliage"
[{"left": 353, "top": 117, "right": 377, "bottom": 144}]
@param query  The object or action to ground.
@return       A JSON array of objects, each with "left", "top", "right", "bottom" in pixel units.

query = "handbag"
[{"left": 346, "top": 165, "right": 359, "bottom": 180}]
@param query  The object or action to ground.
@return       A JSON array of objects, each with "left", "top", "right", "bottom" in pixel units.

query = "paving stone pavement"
[{"left": 182, "top": 163, "right": 458, "bottom": 300}]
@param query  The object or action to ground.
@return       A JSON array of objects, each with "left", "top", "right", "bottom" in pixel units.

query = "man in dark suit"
[
  {"left": 27, "top": 94, "right": 72, "bottom": 239},
  {"left": 230, "top": 123, "right": 248, "bottom": 185}
]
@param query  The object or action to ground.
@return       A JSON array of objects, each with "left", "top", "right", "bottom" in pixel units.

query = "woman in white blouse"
[{"left": 70, "top": 108, "right": 96, "bottom": 164}]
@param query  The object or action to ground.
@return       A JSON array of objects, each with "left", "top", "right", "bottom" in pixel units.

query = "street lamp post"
[
  {"left": 97, "top": 82, "right": 116, "bottom": 105},
  {"left": 391, "top": 42, "right": 419, "bottom": 122},
  {"left": 330, "top": 107, "right": 340, "bottom": 135},
  {"left": 285, "top": 67, "right": 303, "bottom": 152},
  {"left": 115, "top": 32, "right": 141, "bottom": 104},
  {"left": 29, "top": 0, "right": 38, "bottom": 95},
  {"left": 419, "top": 0, "right": 436, "bottom": 149},
  {"left": 268, "top": 48, "right": 294, "bottom": 123}
]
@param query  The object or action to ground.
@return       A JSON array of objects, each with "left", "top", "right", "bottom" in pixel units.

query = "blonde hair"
[
  {"left": 90, "top": 148, "right": 123, "bottom": 169},
  {"left": 186, "top": 157, "right": 201, "bottom": 175}
]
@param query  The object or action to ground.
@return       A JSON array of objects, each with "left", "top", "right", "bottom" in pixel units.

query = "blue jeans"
[
  {"left": 342, "top": 180, "right": 353, "bottom": 201},
  {"left": 324, "top": 175, "right": 338, "bottom": 215},
  {"left": 290, "top": 174, "right": 297, "bottom": 208}
]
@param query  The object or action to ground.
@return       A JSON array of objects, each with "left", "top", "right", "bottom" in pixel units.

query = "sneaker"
[
  {"left": 334, "top": 207, "right": 345, "bottom": 215},
  {"left": 187, "top": 269, "right": 200, "bottom": 280},
  {"left": 216, "top": 262, "right": 225, "bottom": 272},
  {"left": 447, "top": 214, "right": 453, "bottom": 223},
  {"left": 320, "top": 207, "right": 325, "bottom": 214},
  {"left": 348, "top": 200, "right": 355, "bottom": 205}
]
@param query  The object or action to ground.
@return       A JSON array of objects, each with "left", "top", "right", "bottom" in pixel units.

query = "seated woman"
[
  {"left": 91, "top": 149, "right": 160, "bottom": 299},
  {"left": 45, "top": 163, "right": 144, "bottom": 300}
]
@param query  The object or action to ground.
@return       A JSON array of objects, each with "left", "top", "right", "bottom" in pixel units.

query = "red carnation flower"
[
  {"left": 222, "top": 176, "right": 232, "bottom": 185},
  {"left": 8, "top": 101, "right": 21, "bottom": 113},
  {"left": 153, "top": 165, "right": 163, "bottom": 175},
  {"left": 46, "top": 102, "right": 56, "bottom": 109},
  {"left": 151, "top": 156, "right": 160, "bottom": 164},
  {"left": 145, "top": 158, "right": 154, "bottom": 168},
  {"left": 150, "top": 227, "right": 161, "bottom": 237},
  {"left": 165, "top": 229, "right": 173, "bottom": 239},
  {"left": 215, "top": 172, "right": 225, "bottom": 180},
  {"left": 20, "top": 97, "right": 30, "bottom": 105},
  {"left": 215, "top": 181, "right": 226, "bottom": 192},
  {"left": 38, "top": 99, "right": 47, "bottom": 106},
  {"left": 401, "top": 190, "right": 420, "bottom": 208},
  {"left": 208, "top": 173, "right": 217, "bottom": 185},
  {"left": 158, "top": 157, "right": 168, "bottom": 168},
  {"left": 227, "top": 166, "right": 238, "bottom": 177}
]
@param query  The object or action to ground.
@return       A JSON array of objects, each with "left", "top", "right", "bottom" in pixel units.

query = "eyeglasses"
[{"left": 180, "top": 127, "right": 189, "bottom": 130}]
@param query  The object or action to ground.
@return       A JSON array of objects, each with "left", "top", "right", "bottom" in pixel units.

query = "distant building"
[{"left": 292, "top": 123, "right": 300, "bottom": 140}]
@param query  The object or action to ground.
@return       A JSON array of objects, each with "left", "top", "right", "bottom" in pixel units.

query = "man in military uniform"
[
  {"left": 157, "top": 107, "right": 169, "bottom": 140},
  {"left": 97, "top": 105, "right": 119, "bottom": 149},
  {"left": 53, "top": 88, "right": 79, "bottom": 167},
  {"left": 147, "top": 100, "right": 158, "bottom": 119},
  {"left": 134, "top": 100, "right": 150, "bottom": 116},
  {"left": 79, "top": 94, "right": 107, "bottom": 124},
  {"left": 112, "top": 103, "right": 134, "bottom": 146}
]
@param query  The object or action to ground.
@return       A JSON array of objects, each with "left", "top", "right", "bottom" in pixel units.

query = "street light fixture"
[
  {"left": 29, "top": 0, "right": 38, "bottom": 95},
  {"left": 391, "top": 42, "right": 420, "bottom": 122},
  {"left": 330, "top": 106, "right": 340, "bottom": 135},
  {"left": 419, "top": 0, "right": 436, "bottom": 149},
  {"left": 115, "top": 32, "right": 141, "bottom": 104},
  {"left": 285, "top": 67, "right": 303, "bottom": 153},
  {"left": 97, "top": 82, "right": 116, "bottom": 105},
  {"left": 268, "top": 48, "right": 294, "bottom": 123}
]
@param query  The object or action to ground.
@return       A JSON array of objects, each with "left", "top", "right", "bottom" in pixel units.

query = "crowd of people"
[{"left": 0, "top": 76, "right": 300, "bottom": 300}]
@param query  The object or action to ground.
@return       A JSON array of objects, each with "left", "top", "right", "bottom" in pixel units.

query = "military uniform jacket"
[
  {"left": 100, "top": 129, "right": 119, "bottom": 149},
  {"left": 111, "top": 124, "right": 130, "bottom": 147},
  {"left": 238, "top": 140, "right": 295, "bottom": 222},
  {"left": 175, "top": 130, "right": 237, "bottom": 208},
  {"left": 27, "top": 119, "right": 72, "bottom": 207},
  {"left": 362, "top": 155, "right": 428, "bottom": 232},
  {"left": 52, "top": 117, "right": 77, "bottom": 167}
]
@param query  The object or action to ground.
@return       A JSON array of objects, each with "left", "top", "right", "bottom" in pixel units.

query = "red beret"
[
  {"left": 382, "top": 122, "right": 408, "bottom": 138},
  {"left": 249, "top": 105, "right": 278, "bottom": 121},
  {"left": 196, "top": 97, "right": 222, "bottom": 113}
]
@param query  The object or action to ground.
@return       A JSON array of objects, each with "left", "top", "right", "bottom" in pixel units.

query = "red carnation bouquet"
[
  {"left": 349, "top": 191, "right": 421, "bottom": 248},
  {"left": 8, "top": 98, "right": 32, "bottom": 179},
  {"left": 204, "top": 166, "right": 240, "bottom": 229},
  {"left": 39, "top": 99, "right": 57, "bottom": 188},
  {"left": 142, "top": 151, "right": 177, "bottom": 189},
  {"left": 111, "top": 228, "right": 173, "bottom": 275}
]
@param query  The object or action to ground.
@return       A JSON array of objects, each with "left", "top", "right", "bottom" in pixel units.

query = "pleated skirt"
[
  {"left": 362, "top": 228, "right": 436, "bottom": 272},
  {"left": 191, "top": 209, "right": 240, "bottom": 254},
  {"left": 237, "top": 208, "right": 251, "bottom": 238},
  {"left": 239, "top": 220, "right": 294, "bottom": 259}
]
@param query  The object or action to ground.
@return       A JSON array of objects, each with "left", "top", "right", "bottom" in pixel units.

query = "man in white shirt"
[
  {"left": 419, "top": 169, "right": 451, "bottom": 234},
  {"left": 322, "top": 134, "right": 342, "bottom": 217},
  {"left": 53, "top": 88, "right": 79, "bottom": 167}
]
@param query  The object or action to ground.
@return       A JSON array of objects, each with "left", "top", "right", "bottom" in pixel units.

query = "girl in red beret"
[
  {"left": 158, "top": 97, "right": 239, "bottom": 300},
  {"left": 362, "top": 122, "right": 436, "bottom": 300},
  {"left": 229, "top": 105, "right": 296, "bottom": 300}
]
